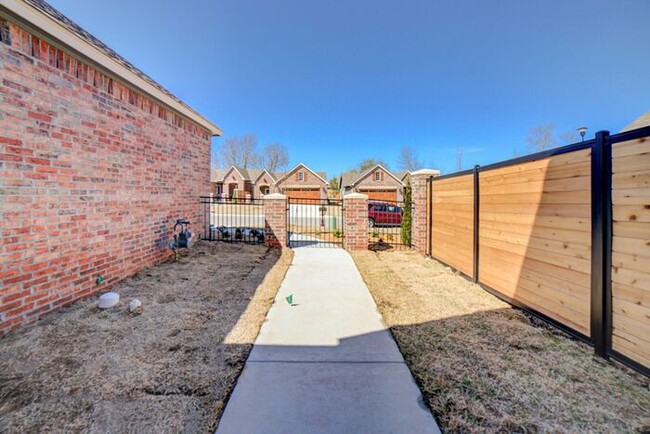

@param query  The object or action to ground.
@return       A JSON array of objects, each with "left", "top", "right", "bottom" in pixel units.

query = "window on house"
[
  {"left": 262, "top": 187, "right": 270, "bottom": 195},
  {"left": 298, "top": 171, "right": 304, "bottom": 181},
  {"left": 375, "top": 171, "right": 381, "bottom": 181}
]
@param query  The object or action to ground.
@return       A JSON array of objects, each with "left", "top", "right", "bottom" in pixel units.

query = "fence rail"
[
  {"left": 201, "top": 196, "right": 265, "bottom": 244},
  {"left": 425, "top": 126, "right": 650, "bottom": 377},
  {"left": 368, "top": 200, "right": 412, "bottom": 251}
]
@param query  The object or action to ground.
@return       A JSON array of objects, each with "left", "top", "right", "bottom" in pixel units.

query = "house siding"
[
  {"left": 353, "top": 168, "right": 404, "bottom": 202},
  {"left": 276, "top": 165, "right": 327, "bottom": 199},
  {"left": 253, "top": 173, "right": 278, "bottom": 198},
  {"left": 0, "top": 19, "right": 212, "bottom": 332}
]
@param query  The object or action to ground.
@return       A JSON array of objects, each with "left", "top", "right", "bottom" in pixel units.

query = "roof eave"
[{"left": 1, "top": 0, "right": 222, "bottom": 136}]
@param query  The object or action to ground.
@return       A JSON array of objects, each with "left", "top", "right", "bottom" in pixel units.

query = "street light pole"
[{"left": 577, "top": 126, "right": 588, "bottom": 142}]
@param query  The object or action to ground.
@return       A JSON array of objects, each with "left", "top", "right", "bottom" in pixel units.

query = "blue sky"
[{"left": 49, "top": 0, "right": 650, "bottom": 176}]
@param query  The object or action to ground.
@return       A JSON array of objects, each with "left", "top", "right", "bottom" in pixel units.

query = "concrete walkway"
[{"left": 216, "top": 247, "right": 440, "bottom": 434}]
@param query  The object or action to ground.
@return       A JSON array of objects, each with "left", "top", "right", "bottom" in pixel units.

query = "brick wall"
[
  {"left": 343, "top": 193, "right": 368, "bottom": 250},
  {"left": 0, "top": 20, "right": 212, "bottom": 332},
  {"left": 263, "top": 194, "right": 287, "bottom": 247},
  {"left": 410, "top": 170, "right": 439, "bottom": 255}
]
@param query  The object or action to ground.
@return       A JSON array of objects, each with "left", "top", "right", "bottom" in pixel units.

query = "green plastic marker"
[{"left": 285, "top": 294, "right": 293, "bottom": 305}]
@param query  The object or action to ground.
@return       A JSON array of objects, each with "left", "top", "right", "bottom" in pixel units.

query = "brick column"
[
  {"left": 410, "top": 169, "right": 440, "bottom": 255},
  {"left": 343, "top": 193, "right": 369, "bottom": 250},
  {"left": 264, "top": 193, "right": 287, "bottom": 248}
]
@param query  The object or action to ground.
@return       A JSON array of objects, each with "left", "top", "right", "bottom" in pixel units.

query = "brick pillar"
[
  {"left": 264, "top": 193, "right": 287, "bottom": 248},
  {"left": 343, "top": 193, "right": 368, "bottom": 250},
  {"left": 410, "top": 169, "right": 440, "bottom": 255}
]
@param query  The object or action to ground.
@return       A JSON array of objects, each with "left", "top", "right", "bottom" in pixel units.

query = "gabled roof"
[
  {"left": 621, "top": 111, "right": 650, "bottom": 132},
  {"left": 339, "top": 171, "right": 359, "bottom": 189},
  {"left": 251, "top": 169, "right": 277, "bottom": 183},
  {"left": 210, "top": 168, "right": 228, "bottom": 183},
  {"left": 340, "top": 164, "right": 404, "bottom": 188},
  {"left": 275, "top": 163, "right": 328, "bottom": 185},
  {"left": 7, "top": 0, "right": 221, "bottom": 135},
  {"left": 395, "top": 171, "right": 410, "bottom": 181},
  {"left": 220, "top": 166, "right": 251, "bottom": 181}
]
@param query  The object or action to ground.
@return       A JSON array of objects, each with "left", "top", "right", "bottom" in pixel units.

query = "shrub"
[{"left": 401, "top": 181, "right": 412, "bottom": 246}]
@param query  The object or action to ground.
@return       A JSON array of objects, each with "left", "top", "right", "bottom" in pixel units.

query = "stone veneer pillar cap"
[
  {"left": 263, "top": 193, "right": 287, "bottom": 200},
  {"left": 410, "top": 169, "right": 441, "bottom": 176},
  {"left": 344, "top": 193, "right": 368, "bottom": 200}
]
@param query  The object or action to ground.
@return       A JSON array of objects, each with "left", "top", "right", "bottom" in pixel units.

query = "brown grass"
[
  {"left": 0, "top": 241, "right": 293, "bottom": 433},
  {"left": 351, "top": 249, "right": 650, "bottom": 433}
]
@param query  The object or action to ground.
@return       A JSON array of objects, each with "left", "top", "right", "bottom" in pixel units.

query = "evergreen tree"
[{"left": 401, "top": 181, "right": 412, "bottom": 246}]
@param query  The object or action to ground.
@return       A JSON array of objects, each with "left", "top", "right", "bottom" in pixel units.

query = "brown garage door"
[
  {"left": 359, "top": 189, "right": 397, "bottom": 202},
  {"left": 283, "top": 188, "right": 320, "bottom": 203}
]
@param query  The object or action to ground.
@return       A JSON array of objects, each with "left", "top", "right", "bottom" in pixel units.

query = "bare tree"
[
  {"left": 456, "top": 147, "right": 464, "bottom": 171},
  {"left": 397, "top": 145, "right": 423, "bottom": 172},
  {"left": 357, "top": 158, "right": 389, "bottom": 172},
  {"left": 559, "top": 129, "right": 579, "bottom": 145},
  {"left": 261, "top": 142, "right": 289, "bottom": 173},
  {"left": 526, "top": 124, "right": 557, "bottom": 152},
  {"left": 218, "top": 133, "right": 260, "bottom": 168}
]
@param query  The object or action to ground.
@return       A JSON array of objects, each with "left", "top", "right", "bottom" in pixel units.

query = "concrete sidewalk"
[{"left": 216, "top": 248, "right": 440, "bottom": 434}]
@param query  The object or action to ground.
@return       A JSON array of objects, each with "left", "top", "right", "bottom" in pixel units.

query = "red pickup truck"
[{"left": 368, "top": 202, "right": 402, "bottom": 227}]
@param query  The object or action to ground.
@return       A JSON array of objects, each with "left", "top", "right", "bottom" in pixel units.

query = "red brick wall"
[
  {"left": 0, "top": 20, "right": 212, "bottom": 332},
  {"left": 343, "top": 194, "right": 369, "bottom": 250},
  {"left": 410, "top": 170, "right": 439, "bottom": 255},
  {"left": 263, "top": 195, "right": 287, "bottom": 247}
]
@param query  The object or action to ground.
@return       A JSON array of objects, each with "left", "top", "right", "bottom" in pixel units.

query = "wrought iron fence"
[
  {"left": 201, "top": 196, "right": 265, "bottom": 244},
  {"left": 287, "top": 198, "right": 344, "bottom": 248},
  {"left": 368, "top": 200, "right": 412, "bottom": 251}
]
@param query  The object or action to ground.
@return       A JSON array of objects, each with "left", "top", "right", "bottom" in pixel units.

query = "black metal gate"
[
  {"left": 202, "top": 196, "right": 265, "bottom": 244},
  {"left": 287, "top": 198, "right": 344, "bottom": 248},
  {"left": 368, "top": 200, "right": 412, "bottom": 251}
]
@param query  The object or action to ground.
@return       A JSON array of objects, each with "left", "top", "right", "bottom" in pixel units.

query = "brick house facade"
[
  {"left": 253, "top": 170, "right": 278, "bottom": 197},
  {"left": 0, "top": 1, "right": 220, "bottom": 332},
  {"left": 340, "top": 164, "right": 405, "bottom": 202},
  {"left": 211, "top": 163, "right": 327, "bottom": 201},
  {"left": 275, "top": 163, "right": 328, "bottom": 201}
]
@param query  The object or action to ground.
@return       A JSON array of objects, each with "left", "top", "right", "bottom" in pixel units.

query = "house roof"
[
  {"left": 210, "top": 168, "right": 228, "bottom": 183},
  {"left": 621, "top": 110, "right": 650, "bottom": 132},
  {"left": 339, "top": 171, "right": 359, "bottom": 189},
  {"left": 212, "top": 165, "right": 328, "bottom": 185},
  {"left": 395, "top": 171, "right": 410, "bottom": 181},
  {"left": 252, "top": 169, "right": 277, "bottom": 184},
  {"left": 274, "top": 163, "right": 328, "bottom": 185},
  {"left": 340, "top": 164, "right": 404, "bottom": 188},
  {"left": 4, "top": 0, "right": 222, "bottom": 135}
]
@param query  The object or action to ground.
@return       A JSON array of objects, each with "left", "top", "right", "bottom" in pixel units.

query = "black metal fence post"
[
  {"left": 473, "top": 165, "right": 480, "bottom": 283},
  {"left": 590, "top": 130, "right": 612, "bottom": 358}
]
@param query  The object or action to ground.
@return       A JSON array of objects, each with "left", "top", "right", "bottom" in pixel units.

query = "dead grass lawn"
[
  {"left": 351, "top": 250, "right": 650, "bottom": 433},
  {"left": 0, "top": 241, "right": 293, "bottom": 433}
]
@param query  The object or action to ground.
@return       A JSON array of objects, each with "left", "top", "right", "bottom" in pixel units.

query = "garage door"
[
  {"left": 359, "top": 189, "right": 397, "bottom": 202},
  {"left": 283, "top": 188, "right": 320, "bottom": 203}
]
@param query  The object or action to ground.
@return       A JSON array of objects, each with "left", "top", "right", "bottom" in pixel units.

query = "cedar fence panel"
[
  {"left": 430, "top": 174, "right": 475, "bottom": 277},
  {"left": 611, "top": 136, "right": 650, "bottom": 368},
  {"left": 478, "top": 149, "right": 592, "bottom": 336},
  {"left": 424, "top": 127, "right": 650, "bottom": 376}
]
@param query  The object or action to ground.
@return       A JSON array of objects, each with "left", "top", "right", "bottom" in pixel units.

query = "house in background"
[
  {"left": 211, "top": 163, "right": 327, "bottom": 201},
  {"left": 275, "top": 163, "right": 328, "bottom": 201},
  {"left": 398, "top": 171, "right": 411, "bottom": 186},
  {"left": 211, "top": 166, "right": 253, "bottom": 199},
  {"left": 339, "top": 164, "right": 407, "bottom": 202},
  {"left": 253, "top": 169, "right": 278, "bottom": 197}
]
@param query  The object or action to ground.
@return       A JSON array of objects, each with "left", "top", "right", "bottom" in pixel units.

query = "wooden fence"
[{"left": 425, "top": 126, "right": 650, "bottom": 376}]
